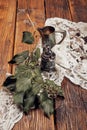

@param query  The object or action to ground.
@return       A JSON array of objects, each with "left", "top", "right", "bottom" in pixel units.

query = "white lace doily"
[
  {"left": 38, "top": 18, "right": 87, "bottom": 90},
  {"left": 0, "top": 88, "right": 23, "bottom": 130}
]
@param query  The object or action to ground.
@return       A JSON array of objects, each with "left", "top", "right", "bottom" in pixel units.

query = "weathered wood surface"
[
  {"left": 0, "top": 0, "right": 17, "bottom": 87},
  {"left": 68, "top": 0, "right": 87, "bottom": 22},
  {"left": 0, "top": 0, "right": 87, "bottom": 130},
  {"left": 45, "top": 0, "right": 87, "bottom": 130}
]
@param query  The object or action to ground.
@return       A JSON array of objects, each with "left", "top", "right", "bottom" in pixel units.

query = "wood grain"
[
  {"left": 13, "top": 0, "right": 55, "bottom": 130},
  {"left": 45, "top": 0, "right": 71, "bottom": 20},
  {"left": 68, "top": 1, "right": 87, "bottom": 130},
  {"left": 55, "top": 78, "right": 87, "bottom": 130},
  {"left": 45, "top": 0, "right": 87, "bottom": 130},
  {"left": 68, "top": 0, "right": 87, "bottom": 22},
  {"left": 0, "top": 0, "right": 17, "bottom": 87}
]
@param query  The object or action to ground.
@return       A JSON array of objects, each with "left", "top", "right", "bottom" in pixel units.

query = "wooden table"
[{"left": 0, "top": 0, "right": 87, "bottom": 130}]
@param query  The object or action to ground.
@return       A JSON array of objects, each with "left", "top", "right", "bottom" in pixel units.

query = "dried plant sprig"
[{"left": 26, "top": 13, "right": 36, "bottom": 32}]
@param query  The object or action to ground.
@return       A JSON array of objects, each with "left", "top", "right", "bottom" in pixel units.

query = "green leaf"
[
  {"left": 23, "top": 90, "right": 36, "bottom": 114},
  {"left": 31, "top": 48, "right": 40, "bottom": 62},
  {"left": 8, "top": 50, "right": 29, "bottom": 64},
  {"left": 45, "top": 79, "right": 64, "bottom": 98},
  {"left": 16, "top": 77, "right": 32, "bottom": 92},
  {"left": 38, "top": 91, "right": 48, "bottom": 102},
  {"left": 15, "top": 64, "right": 32, "bottom": 79},
  {"left": 3, "top": 75, "right": 16, "bottom": 91},
  {"left": 39, "top": 94, "right": 54, "bottom": 118},
  {"left": 32, "top": 83, "right": 42, "bottom": 95},
  {"left": 22, "top": 31, "right": 34, "bottom": 44},
  {"left": 14, "top": 91, "right": 24, "bottom": 106},
  {"left": 34, "top": 48, "right": 40, "bottom": 60}
]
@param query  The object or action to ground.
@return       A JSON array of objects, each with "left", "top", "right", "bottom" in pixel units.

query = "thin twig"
[{"left": 26, "top": 13, "right": 36, "bottom": 32}]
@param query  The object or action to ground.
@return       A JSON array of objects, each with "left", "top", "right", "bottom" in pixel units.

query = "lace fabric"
[
  {"left": 0, "top": 88, "right": 23, "bottom": 130},
  {"left": 38, "top": 18, "right": 87, "bottom": 90}
]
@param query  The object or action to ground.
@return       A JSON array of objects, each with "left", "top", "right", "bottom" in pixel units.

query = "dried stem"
[{"left": 26, "top": 13, "right": 36, "bottom": 32}]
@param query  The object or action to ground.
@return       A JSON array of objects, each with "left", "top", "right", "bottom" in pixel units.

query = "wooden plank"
[
  {"left": 13, "top": 0, "right": 55, "bottom": 130},
  {"left": 45, "top": 0, "right": 87, "bottom": 130},
  {"left": 14, "top": 0, "right": 45, "bottom": 54},
  {"left": 68, "top": 0, "right": 87, "bottom": 22},
  {"left": 0, "top": 0, "right": 17, "bottom": 87},
  {"left": 45, "top": 0, "right": 71, "bottom": 20},
  {"left": 79, "top": 88, "right": 87, "bottom": 112},
  {"left": 68, "top": 0, "right": 87, "bottom": 129},
  {"left": 55, "top": 78, "right": 87, "bottom": 130}
]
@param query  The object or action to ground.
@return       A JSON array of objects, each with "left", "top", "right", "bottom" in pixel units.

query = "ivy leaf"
[
  {"left": 15, "top": 64, "right": 33, "bottom": 79},
  {"left": 38, "top": 91, "right": 48, "bottom": 102},
  {"left": 23, "top": 90, "right": 36, "bottom": 114},
  {"left": 14, "top": 91, "right": 24, "bottom": 108},
  {"left": 31, "top": 48, "right": 40, "bottom": 62},
  {"left": 34, "top": 48, "right": 40, "bottom": 60},
  {"left": 3, "top": 75, "right": 16, "bottom": 91},
  {"left": 39, "top": 92, "right": 54, "bottom": 118},
  {"left": 45, "top": 79, "right": 64, "bottom": 98},
  {"left": 16, "top": 77, "right": 32, "bottom": 92},
  {"left": 8, "top": 50, "right": 29, "bottom": 64},
  {"left": 41, "top": 99, "right": 54, "bottom": 118},
  {"left": 22, "top": 31, "right": 34, "bottom": 44}
]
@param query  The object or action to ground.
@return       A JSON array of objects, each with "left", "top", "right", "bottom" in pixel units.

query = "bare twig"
[{"left": 26, "top": 13, "right": 36, "bottom": 32}]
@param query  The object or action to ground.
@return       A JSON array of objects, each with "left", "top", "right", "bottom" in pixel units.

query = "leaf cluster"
[{"left": 3, "top": 48, "right": 64, "bottom": 118}]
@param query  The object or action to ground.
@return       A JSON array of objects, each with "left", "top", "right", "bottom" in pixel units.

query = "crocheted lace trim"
[{"left": 0, "top": 88, "right": 23, "bottom": 130}]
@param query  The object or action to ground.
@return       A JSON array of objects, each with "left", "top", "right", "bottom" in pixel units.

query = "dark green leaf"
[
  {"left": 23, "top": 90, "right": 36, "bottom": 114},
  {"left": 16, "top": 77, "right": 32, "bottom": 92},
  {"left": 8, "top": 50, "right": 29, "bottom": 64},
  {"left": 32, "top": 83, "right": 42, "bottom": 95},
  {"left": 31, "top": 48, "right": 40, "bottom": 62},
  {"left": 3, "top": 75, "right": 16, "bottom": 86},
  {"left": 15, "top": 64, "right": 32, "bottom": 79},
  {"left": 14, "top": 91, "right": 24, "bottom": 106},
  {"left": 57, "top": 87, "right": 64, "bottom": 98},
  {"left": 39, "top": 96, "right": 54, "bottom": 118},
  {"left": 34, "top": 48, "right": 40, "bottom": 60},
  {"left": 3, "top": 76, "right": 16, "bottom": 91},
  {"left": 22, "top": 31, "right": 34, "bottom": 44},
  {"left": 45, "top": 79, "right": 64, "bottom": 98},
  {"left": 38, "top": 91, "right": 48, "bottom": 102}
]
